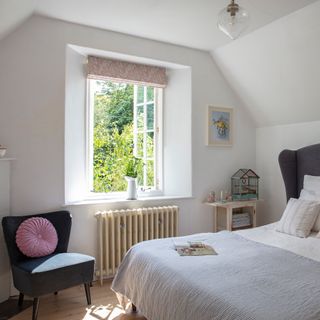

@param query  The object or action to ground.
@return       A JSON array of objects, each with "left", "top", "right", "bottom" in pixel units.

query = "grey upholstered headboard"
[{"left": 279, "top": 143, "right": 320, "bottom": 201}]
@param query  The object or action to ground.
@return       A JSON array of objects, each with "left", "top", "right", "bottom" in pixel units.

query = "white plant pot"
[{"left": 125, "top": 176, "right": 137, "bottom": 200}]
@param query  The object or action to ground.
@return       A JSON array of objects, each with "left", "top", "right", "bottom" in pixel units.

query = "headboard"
[{"left": 279, "top": 143, "right": 320, "bottom": 201}]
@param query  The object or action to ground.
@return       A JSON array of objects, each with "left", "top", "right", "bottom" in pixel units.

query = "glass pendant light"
[{"left": 217, "top": 0, "right": 249, "bottom": 40}]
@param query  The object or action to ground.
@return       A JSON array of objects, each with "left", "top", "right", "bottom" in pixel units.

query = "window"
[
  {"left": 87, "top": 79, "right": 162, "bottom": 196},
  {"left": 65, "top": 49, "right": 191, "bottom": 204},
  {"left": 134, "top": 85, "right": 162, "bottom": 190}
]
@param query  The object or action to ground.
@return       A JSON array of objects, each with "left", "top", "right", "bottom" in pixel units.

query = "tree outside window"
[{"left": 90, "top": 80, "right": 159, "bottom": 193}]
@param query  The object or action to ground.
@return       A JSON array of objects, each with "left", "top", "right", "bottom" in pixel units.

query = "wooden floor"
[{"left": 10, "top": 280, "right": 147, "bottom": 320}]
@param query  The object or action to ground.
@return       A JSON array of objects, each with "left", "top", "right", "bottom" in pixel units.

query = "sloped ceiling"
[
  {"left": 213, "top": 0, "right": 320, "bottom": 127},
  {"left": 0, "top": 0, "right": 36, "bottom": 39},
  {"left": 1, "top": 0, "right": 320, "bottom": 127},
  {"left": 0, "top": 0, "right": 318, "bottom": 50}
]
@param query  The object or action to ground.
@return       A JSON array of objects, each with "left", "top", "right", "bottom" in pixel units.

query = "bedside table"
[{"left": 205, "top": 200, "right": 258, "bottom": 232}]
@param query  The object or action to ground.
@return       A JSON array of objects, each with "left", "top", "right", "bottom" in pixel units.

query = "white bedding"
[
  {"left": 112, "top": 226, "right": 320, "bottom": 320},
  {"left": 236, "top": 222, "right": 320, "bottom": 262}
]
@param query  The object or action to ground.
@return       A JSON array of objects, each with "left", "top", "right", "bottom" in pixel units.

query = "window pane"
[
  {"left": 137, "top": 86, "right": 144, "bottom": 104},
  {"left": 137, "top": 160, "right": 144, "bottom": 186},
  {"left": 136, "top": 133, "right": 144, "bottom": 158},
  {"left": 147, "top": 103, "right": 154, "bottom": 130},
  {"left": 92, "top": 80, "right": 134, "bottom": 193},
  {"left": 137, "top": 105, "right": 144, "bottom": 130},
  {"left": 146, "top": 160, "right": 154, "bottom": 186},
  {"left": 147, "top": 132, "right": 154, "bottom": 158},
  {"left": 147, "top": 87, "right": 154, "bottom": 102}
]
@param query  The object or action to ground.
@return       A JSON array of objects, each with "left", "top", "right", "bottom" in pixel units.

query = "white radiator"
[{"left": 95, "top": 206, "right": 179, "bottom": 283}]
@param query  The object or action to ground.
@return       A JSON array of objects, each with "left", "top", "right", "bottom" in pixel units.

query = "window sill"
[{"left": 64, "top": 195, "right": 194, "bottom": 206}]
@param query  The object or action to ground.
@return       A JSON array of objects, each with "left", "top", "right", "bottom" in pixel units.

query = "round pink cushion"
[{"left": 16, "top": 217, "right": 58, "bottom": 258}]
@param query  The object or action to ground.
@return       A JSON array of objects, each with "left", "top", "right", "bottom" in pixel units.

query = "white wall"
[
  {"left": 163, "top": 67, "right": 192, "bottom": 197},
  {"left": 65, "top": 46, "right": 87, "bottom": 203},
  {"left": 212, "top": 1, "right": 320, "bottom": 127},
  {"left": 0, "top": 15, "right": 255, "bottom": 261},
  {"left": 212, "top": 1, "right": 320, "bottom": 227},
  {"left": 256, "top": 121, "right": 320, "bottom": 226},
  {"left": 0, "top": 0, "right": 36, "bottom": 40},
  {"left": 0, "top": 160, "right": 11, "bottom": 302}
]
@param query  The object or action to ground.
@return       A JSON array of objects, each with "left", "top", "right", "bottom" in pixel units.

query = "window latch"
[{"left": 140, "top": 187, "right": 152, "bottom": 192}]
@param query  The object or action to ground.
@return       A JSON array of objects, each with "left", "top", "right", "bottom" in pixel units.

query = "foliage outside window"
[{"left": 89, "top": 79, "right": 161, "bottom": 194}]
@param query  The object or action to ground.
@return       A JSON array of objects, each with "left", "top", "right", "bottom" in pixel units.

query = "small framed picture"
[{"left": 207, "top": 106, "right": 233, "bottom": 146}]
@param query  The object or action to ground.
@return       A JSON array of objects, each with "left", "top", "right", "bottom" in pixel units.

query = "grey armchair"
[{"left": 2, "top": 210, "right": 95, "bottom": 320}]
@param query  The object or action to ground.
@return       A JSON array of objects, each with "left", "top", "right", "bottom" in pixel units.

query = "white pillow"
[
  {"left": 276, "top": 198, "right": 320, "bottom": 238},
  {"left": 304, "top": 175, "right": 320, "bottom": 193},
  {"left": 299, "top": 189, "right": 320, "bottom": 231}
]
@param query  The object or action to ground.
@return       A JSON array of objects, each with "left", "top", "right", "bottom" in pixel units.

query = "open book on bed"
[{"left": 173, "top": 240, "right": 217, "bottom": 256}]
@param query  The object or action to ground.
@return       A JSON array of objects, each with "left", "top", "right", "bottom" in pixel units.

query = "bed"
[{"left": 112, "top": 143, "right": 320, "bottom": 320}]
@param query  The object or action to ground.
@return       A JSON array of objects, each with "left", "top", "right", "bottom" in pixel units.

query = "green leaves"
[
  {"left": 124, "top": 156, "right": 144, "bottom": 178},
  {"left": 93, "top": 124, "right": 134, "bottom": 192},
  {"left": 92, "top": 80, "right": 154, "bottom": 193},
  {"left": 94, "top": 81, "right": 133, "bottom": 133}
]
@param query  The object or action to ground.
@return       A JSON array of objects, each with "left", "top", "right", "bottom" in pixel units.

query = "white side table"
[{"left": 205, "top": 200, "right": 258, "bottom": 232}]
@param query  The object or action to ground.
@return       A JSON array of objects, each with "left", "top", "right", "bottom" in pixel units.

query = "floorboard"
[
  {"left": 0, "top": 297, "right": 32, "bottom": 320},
  {"left": 9, "top": 280, "right": 147, "bottom": 320}
]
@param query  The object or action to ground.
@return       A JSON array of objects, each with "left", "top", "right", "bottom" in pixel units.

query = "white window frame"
[
  {"left": 133, "top": 85, "right": 163, "bottom": 192},
  {"left": 85, "top": 79, "right": 163, "bottom": 199}
]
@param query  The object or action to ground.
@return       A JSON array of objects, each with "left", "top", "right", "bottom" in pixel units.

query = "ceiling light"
[{"left": 217, "top": 0, "right": 249, "bottom": 40}]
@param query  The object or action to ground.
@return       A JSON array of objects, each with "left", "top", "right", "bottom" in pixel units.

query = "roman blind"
[{"left": 87, "top": 56, "right": 167, "bottom": 88}]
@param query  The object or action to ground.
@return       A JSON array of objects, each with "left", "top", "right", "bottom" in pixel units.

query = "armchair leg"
[
  {"left": 84, "top": 283, "right": 92, "bottom": 305},
  {"left": 32, "top": 298, "right": 39, "bottom": 320},
  {"left": 18, "top": 292, "right": 24, "bottom": 307}
]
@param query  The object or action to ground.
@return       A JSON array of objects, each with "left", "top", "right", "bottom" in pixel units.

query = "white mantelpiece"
[{"left": 0, "top": 159, "right": 13, "bottom": 302}]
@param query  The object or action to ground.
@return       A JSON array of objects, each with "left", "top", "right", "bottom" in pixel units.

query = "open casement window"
[
  {"left": 87, "top": 80, "right": 163, "bottom": 196},
  {"left": 134, "top": 86, "right": 163, "bottom": 191},
  {"left": 86, "top": 56, "right": 166, "bottom": 197}
]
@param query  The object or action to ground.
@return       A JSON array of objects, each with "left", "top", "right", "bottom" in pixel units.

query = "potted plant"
[{"left": 124, "top": 157, "right": 143, "bottom": 200}]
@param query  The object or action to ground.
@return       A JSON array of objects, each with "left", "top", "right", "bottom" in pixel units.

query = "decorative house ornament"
[
  {"left": 217, "top": 0, "right": 250, "bottom": 40},
  {"left": 231, "top": 169, "right": 259, "bottom": 201}
]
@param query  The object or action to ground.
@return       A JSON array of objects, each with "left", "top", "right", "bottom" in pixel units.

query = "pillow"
[
  {"left": 16, "top": 217, "right": 58, "bottom": 258},
  {"left": 299, "top": 189, "right": 320, "bottom": 231},
  {"left": 276, "top": 198, "right": 320, "bottom": 238},
  {"left": 304, "top": 175, "right": 320, "bottom": 193}
]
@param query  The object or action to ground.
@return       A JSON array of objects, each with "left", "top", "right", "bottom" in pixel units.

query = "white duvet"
[
  {"left": 236, "top": 222, "right": 320, "bottom": 262},
  {"left": 112, "top": 224, "right": 320, "bottom": 320}
]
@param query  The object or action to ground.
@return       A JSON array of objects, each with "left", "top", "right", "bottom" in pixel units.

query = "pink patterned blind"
[{"left": 87, "top": 56, "right": 167, "bottom": 88}]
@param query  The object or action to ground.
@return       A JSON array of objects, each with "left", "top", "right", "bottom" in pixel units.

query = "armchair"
[{"left": 2, "top": 210, "right": 95, "bottom": 320}]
